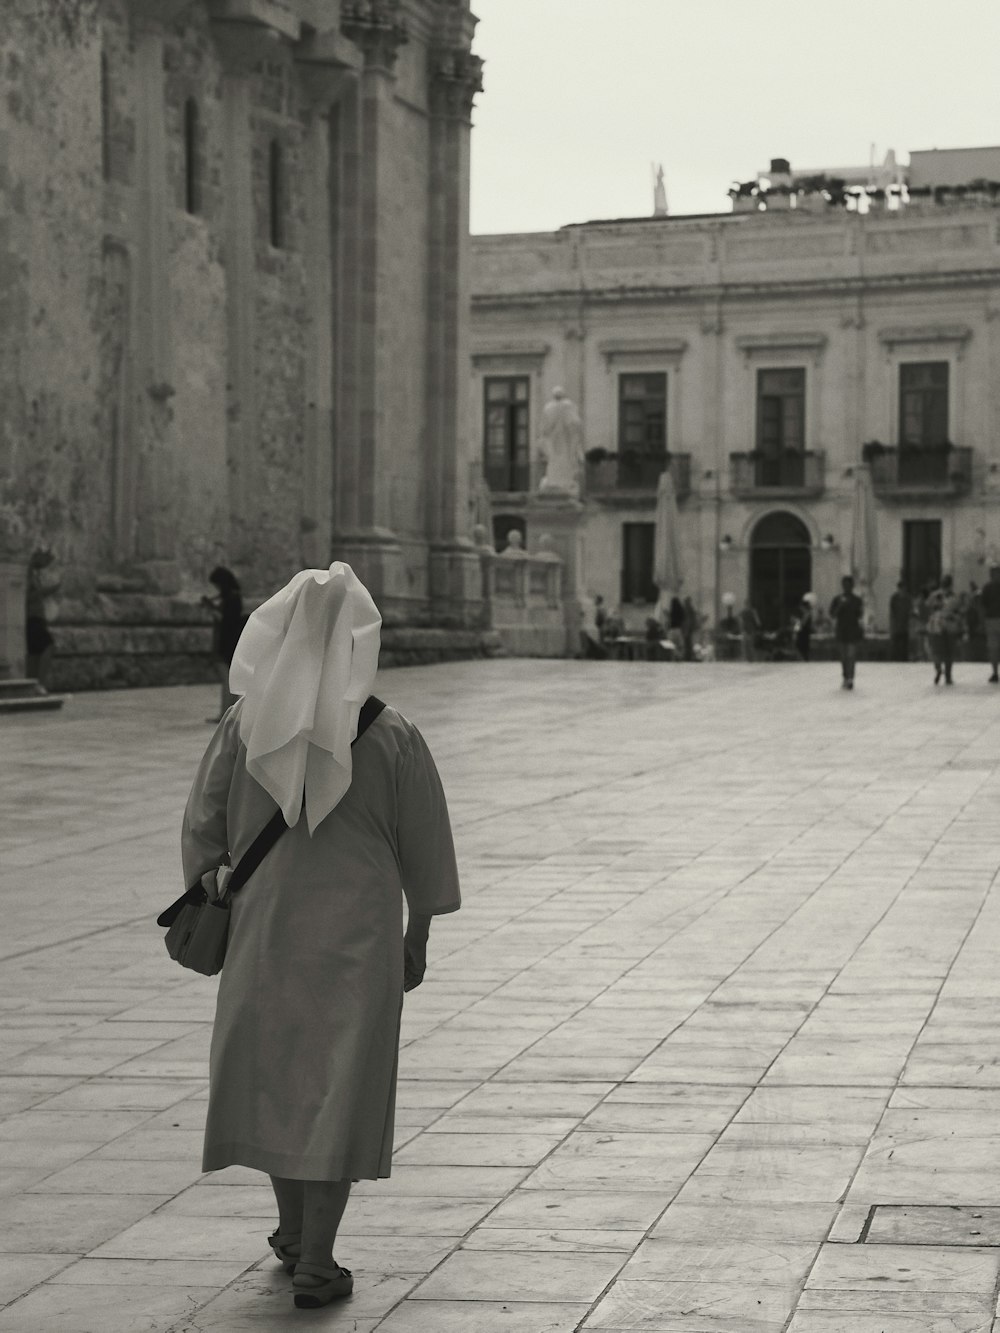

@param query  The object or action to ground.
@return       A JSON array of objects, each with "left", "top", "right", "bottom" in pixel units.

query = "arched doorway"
[{"left": 750, "top": 512, "right": 812, "bottom": 631}]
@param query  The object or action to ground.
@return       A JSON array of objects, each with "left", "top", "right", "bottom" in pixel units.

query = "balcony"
[
  {"left": 729, "top": 450, "right": 825, "bottom": 499},
  {"left": 585, "top": 452, "right": 691, "bottom": 500},
  {"left": 868, "top": 446, "right": 973, "bottom": 500}
]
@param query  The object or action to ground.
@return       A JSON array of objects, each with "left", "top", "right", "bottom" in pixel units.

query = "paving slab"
[{"left": 1, "top": 662, "right": 999, "bottom": 1329}]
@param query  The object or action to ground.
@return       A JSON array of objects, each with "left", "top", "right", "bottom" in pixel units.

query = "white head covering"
[{"left": 228, "top": 562, "right": 381, "bottom": 834}]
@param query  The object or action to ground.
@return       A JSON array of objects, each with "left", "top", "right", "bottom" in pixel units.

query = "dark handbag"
[{"left": 158, "top": 695, "right": 386, "bottom": 975}]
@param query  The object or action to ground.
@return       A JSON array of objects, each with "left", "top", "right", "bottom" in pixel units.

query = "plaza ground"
[{"left": 2, "top": 659, "right": 1000, "bottom": 1333}]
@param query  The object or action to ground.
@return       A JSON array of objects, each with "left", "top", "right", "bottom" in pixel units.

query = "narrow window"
[
  {"left": 618, "top": 373, "right": 667, "bottom": 454},
  {"left": 899, "top": 361, "right": 949, "bottom": 448},
  {"left": 621, "top": 522, "right": 656, "bottom": 605},
  {"left": 483, "top": 376, "right": 530, "bottom": 491},
  {"left": 184, "top": 98, "right": 200, "bottom": 215},
  {"left": 756, "top": 367, "right": 806, "bottom": 486},
  {"left": 269, "top": 139, "right": 284, "bottom": 248},
  {"left": 100, "top": 52, "right": 112, "bottom": 181},
  {"left": 902, "top": 519, "right": 942, "bottom": 595}
]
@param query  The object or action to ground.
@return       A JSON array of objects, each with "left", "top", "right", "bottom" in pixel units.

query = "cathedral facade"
[{"left": 0, "top": 0, "right": 486, "bottom": 687}]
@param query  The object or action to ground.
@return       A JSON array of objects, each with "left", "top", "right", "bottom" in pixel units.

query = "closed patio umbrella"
[
  {"left": 850, "top": 463, "right": 879, "bottom": 589},
  {"left": 654, "top": 465, "right": 682, "bottom": 594}
]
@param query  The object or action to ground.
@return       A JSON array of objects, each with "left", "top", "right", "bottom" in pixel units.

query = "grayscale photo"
[{"left": 2, "top": 0, "right": 1000, "bottom": 1328}]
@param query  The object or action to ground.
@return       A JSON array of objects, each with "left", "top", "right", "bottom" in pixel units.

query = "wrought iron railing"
[
  {"left": 868, "top": 446, "right": 973, "bottom": 497},
  {"left": 729, "top": 450, "right": 824, "bottom": 497},
  {"left": 584, "top": 452, "right": 690, "bottom": 498}
]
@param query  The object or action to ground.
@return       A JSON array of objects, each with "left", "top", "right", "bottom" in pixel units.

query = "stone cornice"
[
  {"left": 430, "top": 45, "right": 484, "bottom": 118},
  {"left": 598, "top": 338, "right": 688, "bottom": 363},
  {"left": 472, "top": 267, "right": 1000, "bottom": 310},
  {"left": 341, "top": 0, "right": 409, "bottom": 72},
  {"left": 205, "top": 0, "right": 301, "bottom": 40},
  {"left": 877, "top": 324, "right": 973, "bottom": 346}
]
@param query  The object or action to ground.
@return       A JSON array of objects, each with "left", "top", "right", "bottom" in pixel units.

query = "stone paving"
[{"left": 2, "top": 660, "right": 1000, "bottom": 1332}]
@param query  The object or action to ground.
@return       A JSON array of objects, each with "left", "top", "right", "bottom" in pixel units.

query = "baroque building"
[
  {"left": 470, "top": 162, "right": 1000, "bottom": 635},
  {"left": 0, "top": 0, "right": 486, "bottom": 687}
]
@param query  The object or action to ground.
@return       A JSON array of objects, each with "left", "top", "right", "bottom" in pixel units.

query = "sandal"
[
  {"left": 267, "top": 1229, "right": 302, "bottom": 1274},
  {"left": 292, "top": 1261, "right": 354, "bottom": 1308}
]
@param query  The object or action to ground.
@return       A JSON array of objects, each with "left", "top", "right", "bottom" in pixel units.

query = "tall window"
[
  {"left": 902, "top": 519, "right": 942, "bottom": 594},
  {"left": 621, "top": 522, "right": 656, "bottom": 604},
  {"left": 618, "top": 374, "right": 667, "bottom": 454},
  {"left": 100, "top": 53, "right": 112, "bottom": 182},
  {"left": 183, "top": 98, "right": 200, "bottom": 215},
  {"left": 484, "top": 377, "right": 529, "bottom": 491},
  {"left": 899, "top": 362, "right": 948, "bottom": 447},
  {"left": 756, "top": 367, "right": 805, "bottom": 486},
  {"left": 269, "top": 139, "right": 285, "bottom": 248}
]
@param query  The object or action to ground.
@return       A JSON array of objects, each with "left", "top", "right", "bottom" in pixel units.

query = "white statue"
[{"left": 538, "top": 387, "right": 583, "bottom": 498}]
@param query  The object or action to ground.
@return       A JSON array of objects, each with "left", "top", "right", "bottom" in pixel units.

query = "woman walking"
[
  {"left": 201, "top": 565, "right": 244, "bottom": 722},
  {"left": 926, "top": 574, "right": 963, "bottom": 685},
  {"left": 182, "top": 563, "right": 461, "bottom": 1308}
]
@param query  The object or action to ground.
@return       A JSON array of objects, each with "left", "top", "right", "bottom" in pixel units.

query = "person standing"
[
  {"left": 889, "top": 581, "right": 911, "bottom": 663},
  {"left": 24, "top": 548, "right": 60, "bottom": 690},
  {"left": 981, "top": 565, "right": 1000, "bottom": 684},
  {"left": 926, "top": 574, "right": 964, "bottom": 685},
  {"left": 182, "top": 563, "right": 461, "bottom": 1310},
  {"left": 795, "top": 596, "right": 814, "bottom": 662},
  {"left": 739, "top": 600, "right": 761, "bottom": 663},
  {"left": 202, "top": 566, "right": 244, "bottom": 722},
  {"left": 682, "top": 596, "right": 698, "bottom": 662},
  {"left": 830, "top": 575, "right": 864, "bottom": 689}
]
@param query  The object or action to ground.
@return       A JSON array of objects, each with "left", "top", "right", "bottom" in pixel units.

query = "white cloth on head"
[{"left": 228, "top": 562, "right": 381, "bottom": 834}]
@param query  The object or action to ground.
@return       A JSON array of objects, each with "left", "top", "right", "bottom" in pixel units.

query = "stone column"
[
  {"left": 329, "top": 5, "right": 408, "bottom": 606},
  {"left": 212, "top": 23, "right": 261, "bottom": 568},
  {"left": 425, "top": 36, "right": 485, "bottom": 626},
  {"left": 129, "top": 15, "right": 177, "bottom": 588},
  {"left": 295, "top": 61, "right": 356, "bottom": 568}
]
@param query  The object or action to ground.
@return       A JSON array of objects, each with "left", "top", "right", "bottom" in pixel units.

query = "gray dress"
[{"left": 181, "top": 702, "right": 460, "bottom": 1181}]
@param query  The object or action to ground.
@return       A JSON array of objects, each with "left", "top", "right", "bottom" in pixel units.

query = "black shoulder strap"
[{"left": 227, "top": 695, "right": 386, "bottom": 897}]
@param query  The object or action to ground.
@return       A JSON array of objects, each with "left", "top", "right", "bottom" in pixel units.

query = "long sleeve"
[
  {"left": 181, "top": 709, "right": 241, "bottom": 888},
  {"left": 396, "top": 724, "right": 461, "bottom": 917}
]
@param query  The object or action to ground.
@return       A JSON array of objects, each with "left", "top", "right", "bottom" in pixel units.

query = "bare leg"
[
  {"left": 296, "top": 1179, "right": 352, "bottom": 1283},
  {"left": 269, "top": 1175, "right": 304, "bottom": 1237}
]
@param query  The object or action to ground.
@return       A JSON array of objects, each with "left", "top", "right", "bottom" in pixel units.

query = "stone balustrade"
[{"left": 481, "top": 548, "right": 570, "bottom": 656}]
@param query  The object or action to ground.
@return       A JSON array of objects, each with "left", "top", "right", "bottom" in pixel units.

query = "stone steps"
[{"left": 0, "top": 677, "right": 67, "bottom": 713}]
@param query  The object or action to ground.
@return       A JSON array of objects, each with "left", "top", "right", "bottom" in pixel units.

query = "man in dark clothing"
[
  {"left": 830, "top": 575, "right": 864, "bottom": 689},
  {"left": 888, "top": 581, "right": 911, "bottom": 662},
  {"left": 981, "top": 565, "right": 1000, "bottom": 684}
]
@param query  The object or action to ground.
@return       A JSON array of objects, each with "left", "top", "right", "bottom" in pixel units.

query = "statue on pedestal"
[{"left": 537, "top": 388, "right": 583, "bottom": 499}]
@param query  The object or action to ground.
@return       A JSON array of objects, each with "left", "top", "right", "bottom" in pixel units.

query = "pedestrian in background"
[
  {"left": 926, "top": 574, "right": 963, "bottom": 685},
  {"left": 889, "top": 580, "right": 911, "bottom": 663},
  {"left": 682, "top": 596, "right": 698, "bottom": 661},
  {"left": 25, "top": 547, "right": 60, "bottom": 691},
  {"left": 795, "top": 595, "right": 814, "bottom": 662},
  {"left": 830, "top": 575, "right": 864, "bottom": 690},
  {"left": 739, "top": 600, "right": 760, "bottom": 662},
  {"left": 182, "top": 563, "right": 461, "bottom": 1310},
  {"left": 202, "top": 565, "right": 244, "bottom": 722},
  {"left": 982, "top": 565, "right": 1000, "bottom": 684}
]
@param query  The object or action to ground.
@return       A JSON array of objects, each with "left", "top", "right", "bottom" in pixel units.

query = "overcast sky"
[{"left": 468, "top": 0, "right": 1000, "bottom": 235}]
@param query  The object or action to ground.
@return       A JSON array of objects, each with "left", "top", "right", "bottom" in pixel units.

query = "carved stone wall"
[{"left": 0, "top": 0, "right": 488, "bottom": 687}]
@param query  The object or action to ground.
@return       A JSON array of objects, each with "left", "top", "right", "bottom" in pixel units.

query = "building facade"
[
  {"left": 470, "top": 189, "right": 1000, "bottom": 635},
  {"left": 0, "top": 0, "right": 486, "bottom": 688}
]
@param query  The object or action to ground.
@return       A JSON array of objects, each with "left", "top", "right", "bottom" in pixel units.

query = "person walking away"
[
  {"left": 926, "top": 574, "right": 964, "bottom": 685},
  {"left": 739, "top": 600, "right": 761, "bottom": 663},
  {"left": 202, "top": 566, "right": 244, "bottom": 722},
  {"left": 889, "top": 581, "right": 911, "bottom": 663},
  {"left": 830, "top": 575, "right": 864, "bottom": 689},
  {"left": 682, "top": 596, "right": 698, "bottom": 661},
  {"left": 981, "top": 565, "right": 1000, "bottom": 684},
  {"left": 25, "top": 548, "right": 60, "bottom": 690},
  {"left": 795, "top": 596, "right": 814, "bottom": 662},
  {"left": 182, "top": 563, "right": 461, "bottom": 1309}
]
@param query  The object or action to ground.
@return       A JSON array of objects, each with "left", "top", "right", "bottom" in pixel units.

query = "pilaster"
[
  {"left": 129, "top": 15, "right": 177, "bottom": 586},
  {"left": 426, "top": 29, "right": 484, "bottom": 619}
]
